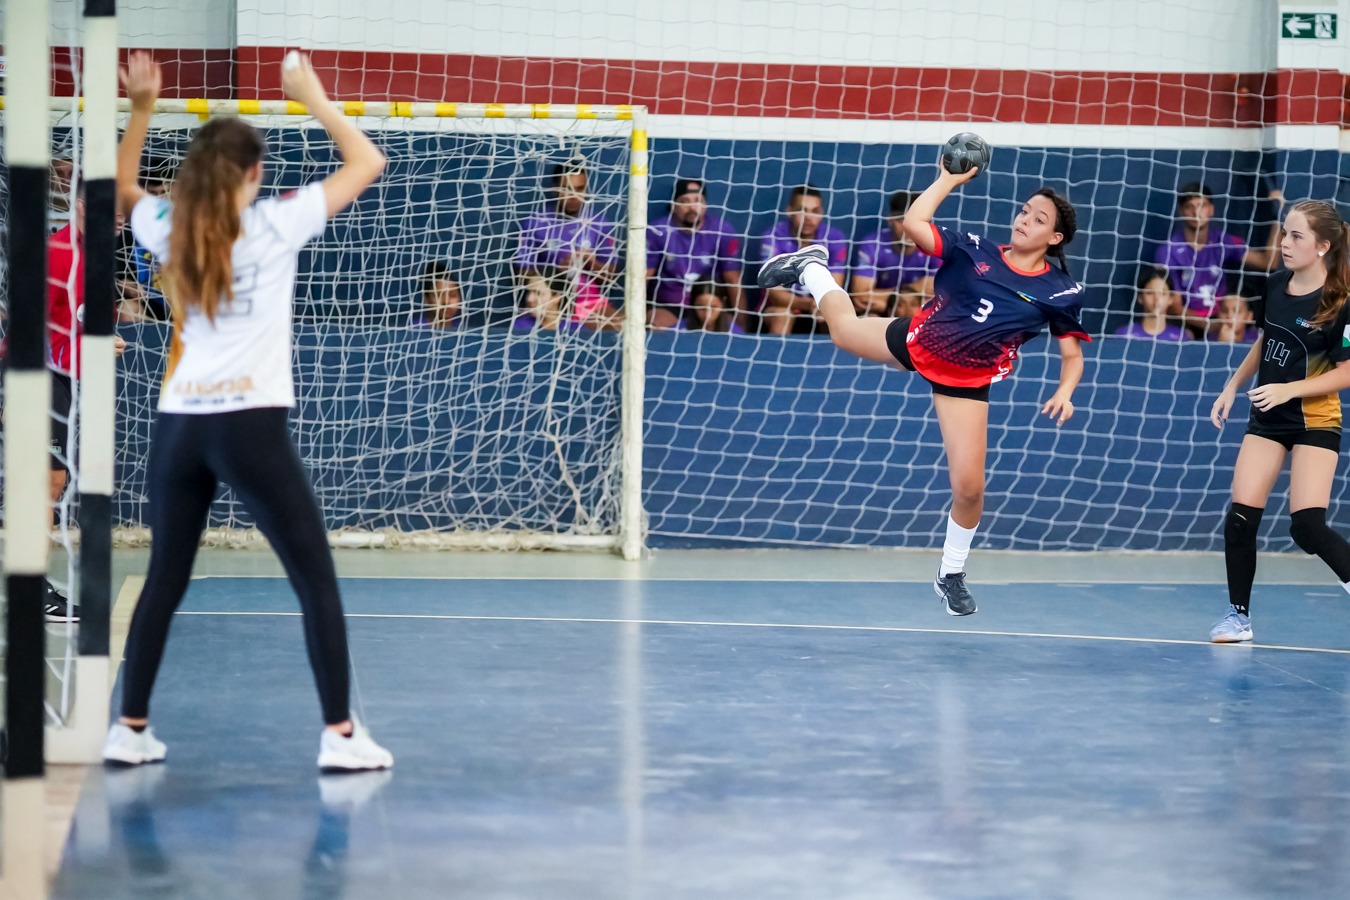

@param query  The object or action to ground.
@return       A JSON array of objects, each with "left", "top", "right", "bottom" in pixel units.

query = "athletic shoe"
[
  {"left": 45, "top": 580, "right": 80, "bottom": 624},
  {"left": 1209, "top": 606, "right": 1253, "bottom": 643},
  {"left": 935, "top": 571, "right": 978, "bottom": 616},
  {"left": 103, "top": 723, "right": 168, "bottom": 766},
  {"left": 317, "top": 720, "right": 393, "bottom": 773},
  {"left": 756, "top": 244, "right": 830, "bottom": 289}
]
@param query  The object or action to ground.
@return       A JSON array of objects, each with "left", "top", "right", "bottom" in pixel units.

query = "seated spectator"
[
  {"left": 1115, "top": 269, "right": 1191, "bottom": 341},
  {"left": 513, "top": 267, "right": 581, "bottom": 332},
  {"left": 119, "top": 167, "right": 176, "bottom": 322},
  {"left": 516, "top": 160, "right": 623, "bottom": 331},
  {"left": 1209, "top": 293, "right": 1259, "bottom": 343},
  {"left": 418, "top": 259, "right": 461, "bottom": 329},
  {"left": 758, "top": 185, "right": 848, "bottom": 335},
  {"left": 1153, "top": 181, "right": 1282, "bottom": 338},
  {"left": 646, "top": 178, "right": 744, "bottom": 332},
  {"left": 849, "top": 190, "right": 940, "bottom": 319}
]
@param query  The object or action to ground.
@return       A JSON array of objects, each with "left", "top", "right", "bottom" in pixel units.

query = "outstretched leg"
[{"left": 758, "top": 245, "right": 899, "bottom": 364}]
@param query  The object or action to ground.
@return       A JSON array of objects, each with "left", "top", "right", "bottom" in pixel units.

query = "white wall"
[
  {"left": 34, "top": 0, "right": 235, "bottom": 49},
  {"left": 236, "top": 0, "right": 1287, "bottom": 73}
]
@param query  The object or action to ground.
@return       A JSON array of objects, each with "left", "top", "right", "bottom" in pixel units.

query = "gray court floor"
[{"left": 28, "top": 548, "right": 1350, "bottom": 899}]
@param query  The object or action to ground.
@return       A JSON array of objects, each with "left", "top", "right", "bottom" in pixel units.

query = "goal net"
[{"left": 105, "top": 103, "right": 647, "bottom": 553}]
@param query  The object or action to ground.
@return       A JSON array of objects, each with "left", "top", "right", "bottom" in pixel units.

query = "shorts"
[
  {"left": 1245, "top": 423, "right": 1341, "bottom": 453},
  {"left": 49, "top": 371, "right": 73, "bottom": 472},
  {"left": 885, "top": 317, "right": 991, "bottom": 402}
]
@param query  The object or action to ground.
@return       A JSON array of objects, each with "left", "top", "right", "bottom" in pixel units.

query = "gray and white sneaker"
[
  {"left": 757, "top": 243, "right": 830, "bottom": 289},
  {"left": 935, "top": 571, "right": 978, "bottom": 616},
  {"left": 103, "top": 723, "right": 168, "bottom": 766},
  {"left": 318, "top": 720, "right": 393, "bottom": 773},
  {"left": 1209, "top": 606, "right": 1252, "bottom": 643}
]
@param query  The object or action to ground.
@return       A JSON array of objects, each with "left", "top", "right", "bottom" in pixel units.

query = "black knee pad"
[
  {"left": 1290, "top": 507, "right": 1333, "bottom": 556},
  {"left": 1224, "top": 503, "right": 1264, "bottom": 549}
]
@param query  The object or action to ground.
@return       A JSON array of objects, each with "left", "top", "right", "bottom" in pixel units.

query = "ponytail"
[
  {"left": 1031, "top": 187, "right": 1077, "bottom": 277},
  {"left": 164, "top": 118, "right": 264, "bottom": 323},
  {"left": 1294, "top": 200, "right": 1350, "bottom": 329}
]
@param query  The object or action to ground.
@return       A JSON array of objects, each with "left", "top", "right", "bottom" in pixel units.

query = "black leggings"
[{"left": 120, "top": 408, "right": 351, "bottom": 725}]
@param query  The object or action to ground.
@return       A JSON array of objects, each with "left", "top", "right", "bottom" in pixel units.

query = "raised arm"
[
  {"left": 117, "top": 52, "right": 162, "bottom": 217},
  {"left": 902, "top": 166, "right": 980, "bottom": 255},
  {"left": 1243, "top": 189, "right": 1285, "bottom": 271},
  {"left": 280, "top": 53, "right": 387, "bottom": 218}
]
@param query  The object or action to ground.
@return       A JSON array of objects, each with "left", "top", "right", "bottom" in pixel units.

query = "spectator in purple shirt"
[
  {"left": 516, "top": 160, "right": 623, "bottom": 331},
  {"left": 850, "top": 190, "right": 941, "bottom": 319},
  {"left": 646, "top": 177, "right": 744, "bottom": 331},
  {"left": 1153, "top": 181, "right": 1282, "bottom": 338},
  {"left": 1114, "top": 269, "right": 1191, "bottom": 341},
  {"left": 512, "top": 266, "right": 582, "bottom": 333},
  {"left": 418, "top": 259, "right": 461, "bottom": 330},
  {"left": 758, "top": 185, "right": 849, "bottom": 335}
]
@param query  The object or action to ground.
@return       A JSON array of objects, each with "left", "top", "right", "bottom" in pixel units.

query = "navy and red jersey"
[
  {"left": 905, "top": 224, "right": 1089, "bottom": 388},
  {"left": 47, "top": 223, "right": 84, "bottom": 377}
]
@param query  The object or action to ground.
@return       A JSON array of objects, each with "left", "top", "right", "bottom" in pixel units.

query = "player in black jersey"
[
  {"left": 1209, "top": 200, "right": 1350, "bottom": 642},
  {"left": 758, "top": 164, "right": 1088, "bottom": 616}
]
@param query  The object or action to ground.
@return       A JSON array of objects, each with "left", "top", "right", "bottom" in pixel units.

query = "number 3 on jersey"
[{"left": 971, "top": 298, "right": 994, "bottom": 323}]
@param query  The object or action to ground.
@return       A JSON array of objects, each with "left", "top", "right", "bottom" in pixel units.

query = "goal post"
[{"left": 72, "top": 98, "right": 650, "bottom": 558}]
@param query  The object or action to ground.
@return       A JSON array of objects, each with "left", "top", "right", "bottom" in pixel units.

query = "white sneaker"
[
  {"left": 317, "top": 721, "right": 393, "bottom": 773},
  {"left": 102, "top": 723, "right": 168, "bottom": 766}
]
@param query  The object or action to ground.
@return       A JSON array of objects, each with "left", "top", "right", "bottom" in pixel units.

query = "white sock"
[
  {"left": 939, "top": 515, "right": 979, "bottom": 577},
  {"left": 800, "top": 261, "right": 838, "bottom": 308}
]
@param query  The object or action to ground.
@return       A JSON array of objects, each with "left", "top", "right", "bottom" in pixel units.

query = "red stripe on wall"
[
  {"left": 51, "top": 47, "right": 1343, "bottom": 127},
  {"left": 51, "top": 47, "right": 235, "bottom": 99}
]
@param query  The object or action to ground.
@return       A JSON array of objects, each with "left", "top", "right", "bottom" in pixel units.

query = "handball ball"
[{"left": 941, "top": 132, "right": 991, "bottom": 176}]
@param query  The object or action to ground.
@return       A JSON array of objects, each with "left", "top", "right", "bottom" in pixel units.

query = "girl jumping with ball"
[
  {"left": 758, "top": 147, "right": 1088, "bottom": 616},
  {"left": 104, "top": 51, "right": 393, "bottom": 771},
  {"left": 1208, "top": 200, "right": 1350, "bottom": 643}
]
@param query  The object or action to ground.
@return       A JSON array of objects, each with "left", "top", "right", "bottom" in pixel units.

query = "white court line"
[{"left": 172, "top": 610, "right": 1350, "bottom": 656}]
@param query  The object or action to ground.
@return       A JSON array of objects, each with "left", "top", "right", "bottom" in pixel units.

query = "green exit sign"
[{"left": 1282, "top": 12, "right": 1337, "bottom": 38}]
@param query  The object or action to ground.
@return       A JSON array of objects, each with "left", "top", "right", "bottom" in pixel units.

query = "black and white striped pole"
[
  {"left": 2, "top": 0, "right": 53, "bottom": 894},
  {"left": 47, "top": 0, "right": 119, "bottom": 764}
]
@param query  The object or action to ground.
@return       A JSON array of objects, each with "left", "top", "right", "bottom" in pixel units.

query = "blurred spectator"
[
  {"left": 1209, "top": 293, "right": 1259, "bottom": 344},
  {"left": 1153, "top": 182, "right": 1282, "bottom": 338},
  {"left": 516, "top": 160, "right": 622, "bottom": 331},
  {"left": 850, "top": 190, "right": 941, "bottom": 319},
  {"left": 758, "top": 185, "right": 848, "bottom": 335},
  {"left": 119, "top": 167, "right": 176, "bottom": 321},
  {"left": 513, "top": 267, "right": 580, "bottom": 332},
  {"left": 1114, "top": 269, "right": 1191, "bottom": 341},
  {"left": 418, "top": 259, "right": 461, "bottom": 329},
  {"left": 646, "top": 178, "right": 744, "bottom": 332}
]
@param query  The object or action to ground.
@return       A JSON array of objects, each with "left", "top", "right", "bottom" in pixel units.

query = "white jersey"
[{"left": 130, "top": 183, "right": 327, "bottom": 414}]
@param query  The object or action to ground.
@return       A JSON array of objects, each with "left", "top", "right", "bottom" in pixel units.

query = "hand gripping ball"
[{"left": 941, "top": 132, "right": 991, "bottom": 177}]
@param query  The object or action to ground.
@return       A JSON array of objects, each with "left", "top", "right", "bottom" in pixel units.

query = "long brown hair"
[
  {"left": 1295, "top": 200, "right": 1350, "bottom": 328},
  {"left": 164, "top": 118, "right": 264, "bottom": 322}
]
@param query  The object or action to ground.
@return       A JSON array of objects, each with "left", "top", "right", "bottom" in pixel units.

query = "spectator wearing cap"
[
  {"left": 645, "top": 177, "right": 745, "bottom": 331},
  {"left": 516, "top": 160, "right": 623, "bottom": 331},
  {"left": 849, "top": 190, "right": 941, "bottom": 319},
  {"left": 1153, "top": 181, "right": 1283, "bottom": 338},
  {"left": 757, "top": 184, "right": 849, "bottom": 335}
]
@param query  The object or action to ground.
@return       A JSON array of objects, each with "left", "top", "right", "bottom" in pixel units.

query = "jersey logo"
[
  {"left": 1296, "top": 317, "right": 1315, "bottom": 329},
  {"left": 1015, "top": 291, "right": 1036, "bottom": 303},
  {"left": 966, "top": 233, "right": 981, "bottom": 248},
  {"left": 1048, "top": 285, "right": 1083, "bottom": 300},
  {"left": 975, "top": 262, "right": 990, "bottom": 276}
]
